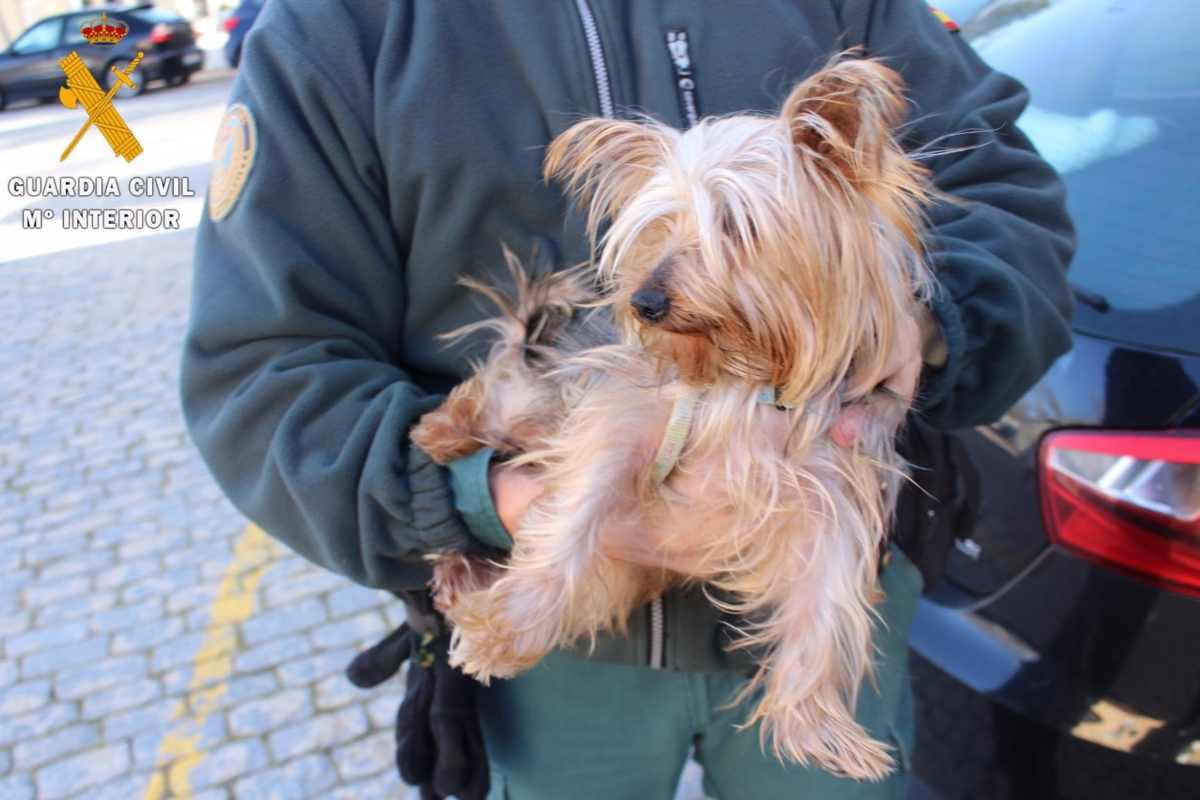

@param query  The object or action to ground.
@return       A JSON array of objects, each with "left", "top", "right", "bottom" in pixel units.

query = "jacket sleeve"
[
  {"left": 180, "top": 1, "right": 498, "bottom": 591},
  {"left": 848, "top": 0, "right": 1077, "bottom": 429}
]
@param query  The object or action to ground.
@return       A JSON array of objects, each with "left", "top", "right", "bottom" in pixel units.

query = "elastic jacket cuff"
[
  {"left": 916, "top": 283, "right": 967, "bottom": 413},
  {"left": 446, "top": 447, "right": 513, "bottom": 551}
]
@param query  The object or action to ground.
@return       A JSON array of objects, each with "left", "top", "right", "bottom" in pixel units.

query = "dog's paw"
[
  {"left": 411, "top": 389, "right": 484, "bottom": 465},
  {"left": 764, "top": 707, "right": 896, "bottom": 782},
  {"left": 448, "top": 645, "right": 522, "bottom": 684},
  {"left": 431, "top": 554, "right": 503, "bottom": 617},
  {"left": 444, "top": 577, "right": 561, "bottom": 680},
  {"left": 806, "top": 722, "right": 896, "bottom": 783},
  {"left": 446, "top": 620, "right": 533, "bottom": 683}
]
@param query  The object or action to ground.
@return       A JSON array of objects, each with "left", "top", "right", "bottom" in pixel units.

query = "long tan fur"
[{"left": 412, "top": 55, "right": 934, "bottom": 781}]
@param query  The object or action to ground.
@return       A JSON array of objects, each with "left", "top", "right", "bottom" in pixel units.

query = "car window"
[
  {"left": 62, "top": 15, "right": 100, "bottom": 47},
  {"left": 10, "top": 18, "right": 64, "bottom": 54},
  {"left": 968, "top": 0, "right": 1199, "bottom": 316},
  {"left": 130, "top": 9, "right": 184, "bottom": 24}
]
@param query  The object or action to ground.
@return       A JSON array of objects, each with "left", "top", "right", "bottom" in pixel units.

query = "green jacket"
[{"left": 181, "top": 0, "right": 1074, "bottom": 672}]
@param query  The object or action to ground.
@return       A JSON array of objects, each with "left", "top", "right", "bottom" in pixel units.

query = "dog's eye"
[
  {"left": 643, "top": 261, "right": 674, "bottom": 291},
  {"left": 720, "top": 208, "right": 759, "bottom": 251}
]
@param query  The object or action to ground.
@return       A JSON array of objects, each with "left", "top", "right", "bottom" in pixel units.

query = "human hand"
[
  {"left": 599, "top": 404, "right": 793, "bottom": 578},
  {"left": 488, "top": 461, "right": 545, "bottom": 539},
  {"left": 345, "top": 623, "right": 489, "bottom": 800},
  {"left": 597, "top": 473, "right": 728, "bottom": 578},
  {"left": 831, "top": 306, "right": 938, "bottom": 448},
  {"left": 489, "top": 448, "right": 723, "bottom": 576}
]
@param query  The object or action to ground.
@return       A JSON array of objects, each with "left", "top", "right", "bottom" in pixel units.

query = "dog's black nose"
[{"left": 631, "top": 289, "right": 670, "bottom": 322}]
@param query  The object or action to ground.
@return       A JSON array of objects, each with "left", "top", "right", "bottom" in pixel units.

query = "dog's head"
[{"left": 545, "top": 56, "right": 932, "bottom": 404}]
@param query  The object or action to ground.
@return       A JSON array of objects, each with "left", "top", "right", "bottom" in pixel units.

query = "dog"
[{"left": 411, "top": 55, "right": 934, "bottom": 780}]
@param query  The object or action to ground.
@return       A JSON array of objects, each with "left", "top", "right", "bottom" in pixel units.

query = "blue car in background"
[
  {"left": 0, "top": 4, "right": 201, "bottom": 109},
  {"left": 911, "top": 1, "right": 1200, "bottom": 799},
  {"left": 222, "top": 0, "right": 263, "bottom": 69}
]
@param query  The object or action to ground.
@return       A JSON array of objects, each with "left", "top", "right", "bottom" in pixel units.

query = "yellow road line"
[{"left": 143, "top": 524, "right": 278, "bottom": 799}]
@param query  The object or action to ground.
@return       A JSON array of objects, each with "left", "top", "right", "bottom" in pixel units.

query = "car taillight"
[
  {"left": 222, "top": 16, "right": 239, "bottom": 33},
  {"left": 1040, "top": 430, "right": 1200, "bottom": 596},
  {"left": 150, "top": 23, "right": 175, "bottom": 44}
]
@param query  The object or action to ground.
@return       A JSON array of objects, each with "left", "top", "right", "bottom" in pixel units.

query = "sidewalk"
[{"left": 0, "top": 231, "right": 404, "bottom": 799}]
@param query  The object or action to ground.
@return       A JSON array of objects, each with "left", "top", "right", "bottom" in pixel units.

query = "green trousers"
[{"left": 478, "top": 550, "right": 922, "bottom": 799}]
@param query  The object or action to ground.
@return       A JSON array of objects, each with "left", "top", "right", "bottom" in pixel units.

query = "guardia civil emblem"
[{"left": 208, "top": 103, "right": 258, "bottom": 221}]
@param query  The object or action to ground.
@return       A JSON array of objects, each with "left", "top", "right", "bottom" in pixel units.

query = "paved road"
[{"left": 0, "top": 70, "right": 709, "bottom": 799}]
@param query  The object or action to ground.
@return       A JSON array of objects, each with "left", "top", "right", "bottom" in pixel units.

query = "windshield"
[{"left": 965, "top": 0, "right": 1199, "bottom": 350}]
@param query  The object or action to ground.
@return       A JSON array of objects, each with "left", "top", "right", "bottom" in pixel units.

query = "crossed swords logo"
[{"left": 57, "top": 50, "right": 145, "bottom": 163}]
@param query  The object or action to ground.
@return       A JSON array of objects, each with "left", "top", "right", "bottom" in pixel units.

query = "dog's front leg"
[
  {"left": 411, "top": 380, "right": 487, "bottom": 465},
  {"left": 446, "top": 441, "right": 646, "bottom": 682},
  {"left": 726, "top": 504, "right": 895, "bottom": 781}
]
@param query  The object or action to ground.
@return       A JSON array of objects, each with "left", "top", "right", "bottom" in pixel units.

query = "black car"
[
  {"left": 0, "top": 4, "right": 203, "bottom": 110},
  {"left": 910, "top": 2, "right": 1200, "bottom": 799},
  {"left": 222, "top": 0, "right": 264, "bottom": 69}
]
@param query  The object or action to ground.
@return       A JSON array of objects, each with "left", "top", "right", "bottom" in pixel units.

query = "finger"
[
  {"left": 882, "top": 356, "right": 922, "bottom": 404},
  {"left": 346, "top": 623, "right": 412, "bottom": 687},
  {"left": 845, "top": 309, "right": 921, "bottom": 398},
  {"left": 395, "top": 669, "right": 437, "bottom": 784},
  {"left": 395, "top": 715, "right": 437, "bottom": 786},
  {"left": 460, "top": 728, "right": 491, "bottom": 800},
  {"left": 491, "top": 463, "right": 546, "bottom": 540},
  {"left": 830, "top": 405, "right": 866, "bottom": 448},
  {"left": 430, "top": 719, "right": 471, "bottom": 796},
  {"left": 604, "top": 544, "right": 718, "bottom": 579}
]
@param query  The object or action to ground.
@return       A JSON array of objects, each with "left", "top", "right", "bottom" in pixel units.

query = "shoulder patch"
[
  {"left": 208, "top": 103, "right": 257, "bottom": 222},
  {"left": 928, "top": 5, "right": 960, "bottom": 33}
]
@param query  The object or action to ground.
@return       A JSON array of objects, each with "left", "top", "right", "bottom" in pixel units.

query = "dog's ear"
[
  {"left": 543, "top": 118, "right": 670, "bottom": 239},
  {"left": 781, "top": 56, "right": 908, "bottom": 180}
]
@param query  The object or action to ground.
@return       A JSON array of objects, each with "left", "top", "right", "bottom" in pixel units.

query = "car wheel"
[
  {"left": 166, "top": 71, "right": 190, "bottom": 88},
  {"left": 103, "top": 60, "right": 148, "bottom": 96},
  {"left": 0, "top": 86, "right": 6, "bottom": 112}
]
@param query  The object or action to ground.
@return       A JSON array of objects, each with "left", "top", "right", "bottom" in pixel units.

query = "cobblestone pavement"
[{"left": 0, "top": 230, "right": 412, "bottom": 799}]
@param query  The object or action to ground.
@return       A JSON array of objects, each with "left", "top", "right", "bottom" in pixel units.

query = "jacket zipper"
[
  {"left": 649, "top": 596, "right": 665, "bottom": 669},
  {"left": 573, "top": 0, "right": 615, "bottom": 118},
  {"left": 572, "top": 0, "right": 667, "bottom": 670}
]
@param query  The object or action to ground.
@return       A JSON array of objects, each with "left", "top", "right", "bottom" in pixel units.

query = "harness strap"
[
  {"left": 754, "top": 385, "right": 797, "bottom": 410},
  {"left": 652, "top": 385, "right": 792, "bottom": 484},
  {"left": 651, "top": 394, "right": 698, "bottom": 485}
]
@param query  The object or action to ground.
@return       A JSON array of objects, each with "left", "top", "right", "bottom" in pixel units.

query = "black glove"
[{"left": 346, "top": 620, "right": 489, "bottom": 800}]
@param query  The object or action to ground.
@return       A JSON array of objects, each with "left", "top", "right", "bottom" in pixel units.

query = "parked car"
[
  {"left": 910, "top": 1, "right": 1200, "bottom": 799},
  {"left": 0, "top": 4, "right": 203, "bottom": 111},
  {"left": 222, "top": 0, "right": 264, "bottom": 69}
]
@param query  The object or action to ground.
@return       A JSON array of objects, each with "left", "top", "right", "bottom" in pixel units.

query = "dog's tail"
[
  {"left": 412, "top": 248, "right": 606, "bottom": 464},
  {"left": 442, "top": 247, "right": 605, "bottom": 369}
]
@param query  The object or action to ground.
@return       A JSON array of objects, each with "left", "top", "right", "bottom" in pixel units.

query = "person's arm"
[
  {"left": 180, "top": 1, "right": 502, "bottom": 591},
  {"left": 844, "top": 0, "right": 1077, "bottom": 429}
]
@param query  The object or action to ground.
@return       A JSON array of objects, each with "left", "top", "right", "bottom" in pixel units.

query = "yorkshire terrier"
[{"left": 411, "top": 56, "right": 934, "bottom": 781}]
